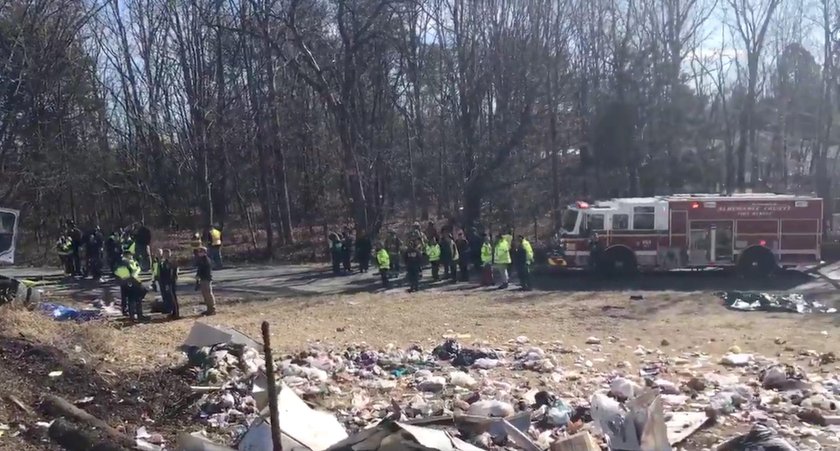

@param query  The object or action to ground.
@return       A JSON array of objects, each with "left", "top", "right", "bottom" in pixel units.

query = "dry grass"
[
  {"left": 0, "top": 306, "right": 119, "bottom": 359},
  {"left": 3, "top": 289, "right": 836, "bottom": 372}
]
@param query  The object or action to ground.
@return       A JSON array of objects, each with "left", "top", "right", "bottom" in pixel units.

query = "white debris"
[
  {"left": 449, "top": 371, "right": 477, "bottom": 388},
  {"left": 467, "top": 400, "right": 514, "bottom": 417},
  {"left": 473, "top": 358, "right": 500, "bottom": 369},
  {"left": 721, "top": 353, "right": 753, "bottom": 367},
  {"left": 610, "top": 377, "right": 641, "bottom": 400}
]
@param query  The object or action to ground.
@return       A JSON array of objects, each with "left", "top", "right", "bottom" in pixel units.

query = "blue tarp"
[{"left": 39, "top": 302, "right": 101, "bottom": 322}]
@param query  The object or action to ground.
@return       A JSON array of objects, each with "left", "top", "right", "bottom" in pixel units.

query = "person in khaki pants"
[{"left": 194, "top": 247, "right": 216, "bottom": 316}]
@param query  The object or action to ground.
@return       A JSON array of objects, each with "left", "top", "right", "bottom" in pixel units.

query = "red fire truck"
[{"left": 552, "top": 193, "right": 823, "bottom": 276}]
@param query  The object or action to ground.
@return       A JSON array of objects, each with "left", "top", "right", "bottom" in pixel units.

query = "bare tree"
[{"left": 727, "top": 0, "right": 781, "bottom": 189}]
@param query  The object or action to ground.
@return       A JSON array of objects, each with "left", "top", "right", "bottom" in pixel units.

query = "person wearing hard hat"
[{"left": 207, "top": 225, "right": 223, "bottom": 269}]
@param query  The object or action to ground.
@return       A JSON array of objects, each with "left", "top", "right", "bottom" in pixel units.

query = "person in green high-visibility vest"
[
  {"left": 425, "top": 236, "right": 442, "bottom": 281},
  {"left": 114, "top": 250, "right": 148, "bottom": 321},
  {"left": 493, "top": 233, "right": 512, "bottom": 290},
  {"left": 375, "top": 242, "right": 390, "bottom": 289},
  {"left": 480, "top": 234, "right": 494, "bottom": 286}
]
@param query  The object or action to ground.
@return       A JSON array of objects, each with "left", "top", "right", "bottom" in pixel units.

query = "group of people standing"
[
  {"left": 55, "top": 221, "right": 221, "bottom": 322},
  {"left": 55, "top": 221, "right": 153, "bottom": 279},
  {"left": 330, "top": 221, "right": 535, "bottom": 292}
]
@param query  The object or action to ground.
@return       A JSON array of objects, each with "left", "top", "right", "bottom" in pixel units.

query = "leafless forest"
[{"left": 1, "top": 0, "right": 839, "bottom": 253}]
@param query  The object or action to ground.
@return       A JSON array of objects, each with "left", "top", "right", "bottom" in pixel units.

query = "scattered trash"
[
  {"left": 432, "top": 339, "right": 499, "bottom": 367},
  {"left": 720, "top": 291, "right": 837, "bottom": 314},
  {"left": 716, "top": 423, "right": 798, "bottom": 451},
  {"left": 48, "top": 370, "right": 63, "bottom": 377},
  {"left": 172, "top": 324, "right": 837, "bottom": 451}
]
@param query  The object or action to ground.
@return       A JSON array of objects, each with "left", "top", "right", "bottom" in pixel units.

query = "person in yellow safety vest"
[
  {"left": 426, "top": 237, "right": 442, "bottom": 281},
  {"left": 375, "top": 243, "right": 390, "bottom": 289},
  {"left": 114, "top": 250, "right": 148, "bottom": 321},
  {"left": 514, "top": 235, "right": 534, "bottom": 291},
  {"left": 480, "top": 234, "right": 494, "bottom": 286},
  {"left": 208, "top": 226, "right": 223, "bottom": 270},
  {"left": 56, "top": 235, "right": 73, "bottom": 275},
  {"left": 493, "top": 233, "right": 512, "bottom": 290}
]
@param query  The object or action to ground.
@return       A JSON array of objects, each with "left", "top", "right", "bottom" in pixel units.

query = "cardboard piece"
[
  {"left": 550, "top": 432, "right": 601, "bottom": 451},
  {"left": 325, "top": 419, "right": 484, "bottom": 451},
  {"left": 181, "top": 322, "right": 261, "bottom": 350},
  {"left": 238, "top": 382, "right": 348, "bottom": 451},
  {"left": 665, "top": 411, "right": 707, "bottom": 445}
]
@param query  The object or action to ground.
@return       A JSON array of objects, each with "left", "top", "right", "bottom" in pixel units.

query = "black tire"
[
  {"left": 738, "top": 247, "right": 777, "bottom": 278},
  {"left": 598, "top": 248, "right": 638, "bottom": 277}
]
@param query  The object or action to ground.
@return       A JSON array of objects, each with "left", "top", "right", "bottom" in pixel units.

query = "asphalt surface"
[{"left": 2, "top": 261, "right": 840, "bottom": 306}]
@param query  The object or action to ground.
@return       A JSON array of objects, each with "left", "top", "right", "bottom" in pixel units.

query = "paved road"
[{"left": 3, "top": 261, "right": 840, "bottom": 305}]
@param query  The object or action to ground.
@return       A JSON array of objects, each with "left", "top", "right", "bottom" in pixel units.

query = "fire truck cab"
[{"left": 555, "top": 193, "right": 822, "bottom": 276}]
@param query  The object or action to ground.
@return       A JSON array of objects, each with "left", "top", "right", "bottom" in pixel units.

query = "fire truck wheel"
[
  {"left": 738, "top": 247, "right": 777, "bottom": 278},
  {"left": 598, "top": 247, "right": 638, "bottom": 277}
]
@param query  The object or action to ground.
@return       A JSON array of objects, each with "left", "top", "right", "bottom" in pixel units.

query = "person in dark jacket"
[
  {"left": 468, "top": 227, "right": 483, "bottom": 272},
  {"left": 440, "top": 231, "right": 459, "bottom": 283},
  {"left": 341, "top": 228, "right": 354, "bottom": 272},
  {"left": 355, "top": 232, "right": 372, "bottom": 273},
  {"left": 159, "top": 249, "right": 179, "bottom": 319},
  {"left": 512, "top": 237, "right": 532, "bottom": 291},
  {"left": 66, "top": 220, "right": 83, "bottom": 276},
  {"left": 329, "top": 232, "right": 343, "bottom": 275},
  {"left": 105, "top": 231, "right": 121, "bottom": 273},
  {"left": 133, "top": 222, "right": 152, "bottom": 271},
  {"left": 84, "top": 226, "right": 104, "bottom": 280},
  {"left": 404, "top": 240, "right": 423, "bottom": 292},
  {"left": 440, "top": 229, "right": 453, "bottom": 278},
  {"left": 384, "top": 230, "right": 402, "bottom": 275},
  {"left": 195, "top": 247, "right": 215, "bottom": 315},
  {"left": 455, "top": 232, "right": 470, "bottom": 281}
]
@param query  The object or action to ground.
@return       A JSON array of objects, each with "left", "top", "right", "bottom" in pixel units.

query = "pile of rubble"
[{"left": 182, "top": 324, "right": 840, "bottom": 450}]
